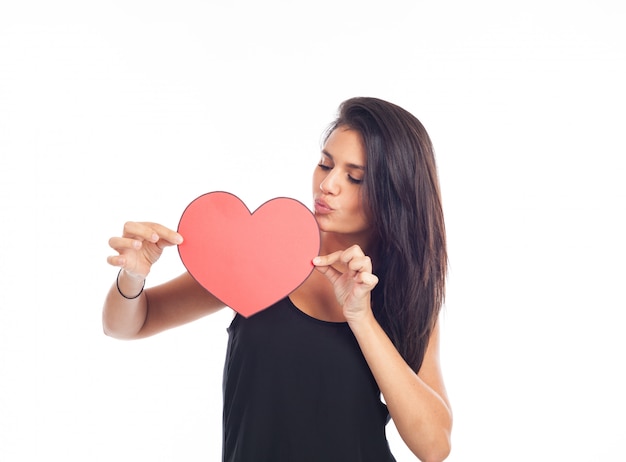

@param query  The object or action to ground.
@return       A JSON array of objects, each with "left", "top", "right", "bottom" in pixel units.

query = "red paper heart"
[{"left": 177, "top": 192, "right": 320, "bottom": 317}]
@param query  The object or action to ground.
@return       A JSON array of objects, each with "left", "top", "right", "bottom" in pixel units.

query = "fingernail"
[{"left": 312, "top": 257, "right": 321, "bottom": 265}]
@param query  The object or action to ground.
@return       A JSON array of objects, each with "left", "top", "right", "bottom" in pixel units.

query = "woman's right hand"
[{"left": 107, "top": 222, "right": 184, "bottom": 279}]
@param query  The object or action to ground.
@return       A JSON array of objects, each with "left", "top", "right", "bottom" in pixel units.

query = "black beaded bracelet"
[{"left": 116, "top": 268, "right": 145, "bottom": 300}]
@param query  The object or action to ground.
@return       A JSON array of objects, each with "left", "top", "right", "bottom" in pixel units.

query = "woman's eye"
[{"left": 317, "top": 162, "right": 362, "bottom": 184}]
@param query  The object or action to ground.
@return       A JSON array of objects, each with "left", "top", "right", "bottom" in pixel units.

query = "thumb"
[{"left": 313, "top": 255, "right": 343, "bottom": 284}]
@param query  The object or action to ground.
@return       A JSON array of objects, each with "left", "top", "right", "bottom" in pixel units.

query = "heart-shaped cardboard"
[{"left": 177, "top": 191, "right": 320, "bottom": 317}]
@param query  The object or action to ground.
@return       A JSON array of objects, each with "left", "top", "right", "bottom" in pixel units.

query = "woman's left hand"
[{"left": 313, "top": 245, "right": 379, "bottom": 322}]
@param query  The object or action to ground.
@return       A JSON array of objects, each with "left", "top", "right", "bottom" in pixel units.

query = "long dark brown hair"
[{"left": 325, "top": 97, "right": 447, "bottom": 373}]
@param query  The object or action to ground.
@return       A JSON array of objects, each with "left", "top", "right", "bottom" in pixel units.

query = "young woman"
[{"left": 103, "top": 97, "right": 452, "bottom": 462}]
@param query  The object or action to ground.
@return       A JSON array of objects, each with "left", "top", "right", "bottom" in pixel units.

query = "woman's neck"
[{"left": 319, "top": 230, "right": 374, "bottom": 256}]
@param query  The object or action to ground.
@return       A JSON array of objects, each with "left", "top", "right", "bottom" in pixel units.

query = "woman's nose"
[{"left": 319, "top": 169, "right": 339, "bottom": 194}]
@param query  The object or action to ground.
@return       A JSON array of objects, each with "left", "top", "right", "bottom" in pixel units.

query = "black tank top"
[{"left": 222, "top": 297, "right": 396, "bottom": 462}]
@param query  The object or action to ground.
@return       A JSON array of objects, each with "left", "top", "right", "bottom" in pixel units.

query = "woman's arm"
[
  {"left": 103, "top": 221, "right": 226, "bottom": 340},
  {"left": 349, "top": 316, "right": 452, "bottom": 462},
  {"left": 103, "top": 271, "right": 226, "bottom": 339},
  {"left": 314, "top": 246, "right": 452, "bottom": 461}
]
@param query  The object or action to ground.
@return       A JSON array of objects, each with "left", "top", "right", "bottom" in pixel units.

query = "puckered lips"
[{"left": 314, "top": 197, "right": 334, "bottom": 214}]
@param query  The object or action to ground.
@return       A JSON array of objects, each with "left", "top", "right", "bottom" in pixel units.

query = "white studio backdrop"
[{"left": 1, "top": 1, "right": 625, "bottom": 460}]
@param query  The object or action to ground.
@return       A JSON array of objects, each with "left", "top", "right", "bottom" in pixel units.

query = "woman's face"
[{"left": 312, "top": 126, "right": 371, "bottom": 242}]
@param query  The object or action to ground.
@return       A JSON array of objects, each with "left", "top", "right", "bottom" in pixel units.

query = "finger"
[
  {"left": 122, "top": 222, "right": 183, "bottom": 247},
  {"left": 350, "top": 273, "right": 379, "bottom": 300},
  {"left": 346, "top": 255, "right": 373, "bottom": 275},
  {"left": 108, "top": 236, "right": 143, "bottom": 252},
  {"left": 339, "top": 244, "right": 366, "bottom": 263},
  {"left": 314, "top": 262, "right": 341, "bottom": 279},
  {"left": 355, "top": 271, "right": 378, "bottom": 287},
  {"left": 312, "top": 250, "right": 344, "bottom": 268},
  {"left": 333, "top": 246, "right": 372, "bottom": 276},
  {"left": 106, "top": 255, "right": 126, "bottom": 267},
  {"left": 122, "top": 221, "right": 159, "bottom": 242},
  {"left": 148, "top": 222, "right": 184, "bottom": 246},
  {"left": 108, "top": 256, "right": 147, "bottom": 278}
]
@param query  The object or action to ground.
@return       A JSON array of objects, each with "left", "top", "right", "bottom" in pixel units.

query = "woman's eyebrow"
[{"left": 321, "top": 149, "right": 365, "bottom": 171}]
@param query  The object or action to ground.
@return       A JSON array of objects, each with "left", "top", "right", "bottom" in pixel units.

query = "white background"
[{"left": 1, "top": 1, "right": 625, "bottom": 460}]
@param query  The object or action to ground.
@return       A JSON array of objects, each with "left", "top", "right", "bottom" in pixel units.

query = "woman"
[{"left": 104, "top": 97, "right": 452, "bottom": 461}]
